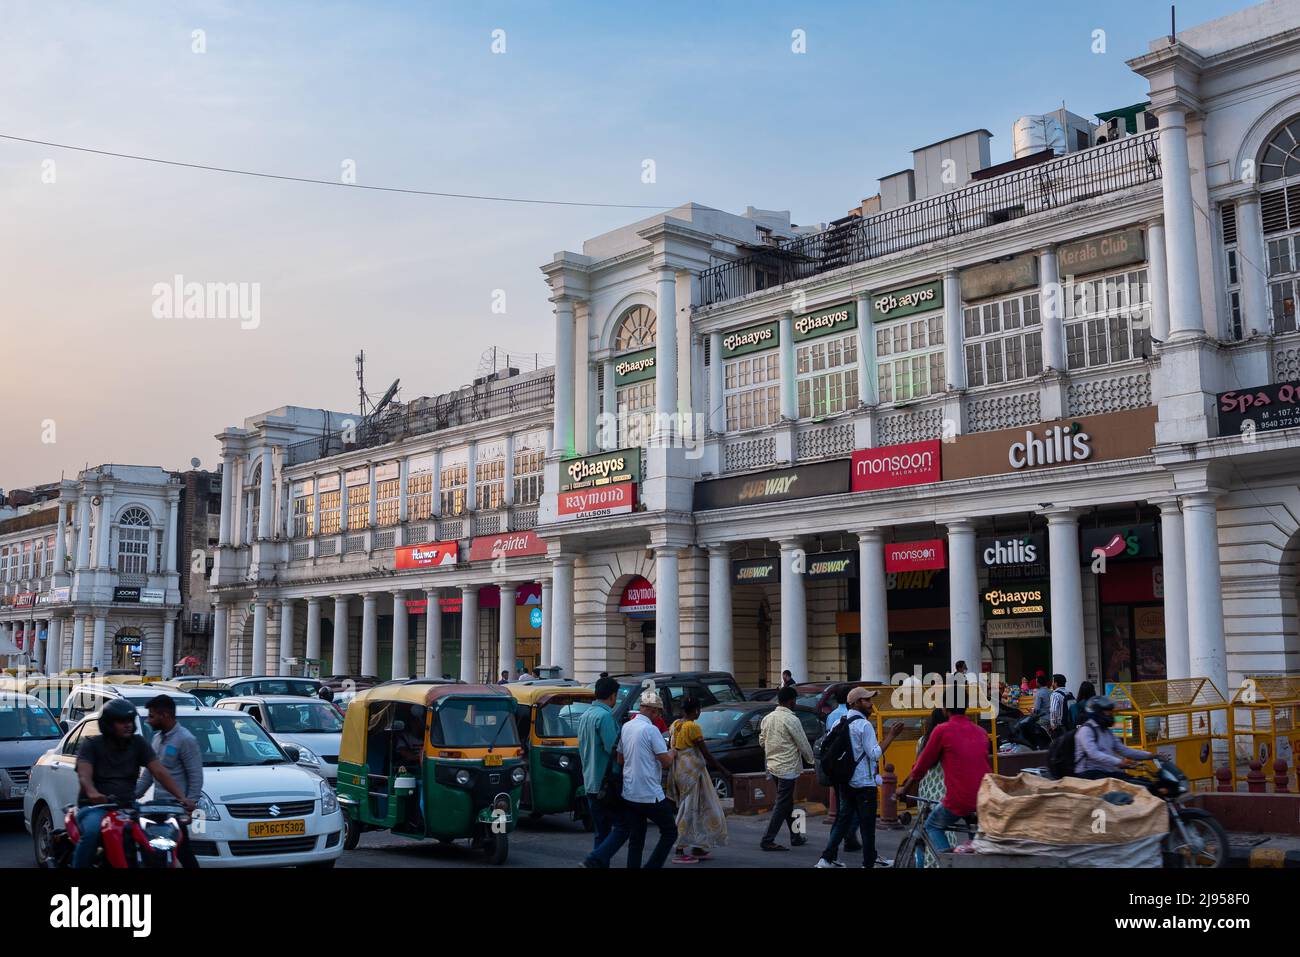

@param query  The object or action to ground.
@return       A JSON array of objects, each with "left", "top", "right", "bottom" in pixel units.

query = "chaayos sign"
[
  {"left": 557, "top": 481, "right": 636, "bottom": 521},
  {"left": 394, "top": 541, "right": 459, "bottom": 570},
  {"left": 467, "top": 530, "right": 547, "bottom": 562},
  {"left": 852, "top": 439, "right": 942, "bottom": 492},
  {"left": 885, "top": 539, "right": 947, "bottom": 572}
]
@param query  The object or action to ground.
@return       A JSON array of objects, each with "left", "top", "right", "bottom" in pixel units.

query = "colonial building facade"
[{"left": 207, "top": 2, "right": 1300, "bottom": 696}]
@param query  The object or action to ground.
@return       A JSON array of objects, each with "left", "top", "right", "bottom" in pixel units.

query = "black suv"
[{"left": 607, "top": 671, "right": 746, "bottom": 723}]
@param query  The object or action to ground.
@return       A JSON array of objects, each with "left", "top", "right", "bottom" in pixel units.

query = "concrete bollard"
[
  {"left": 1274, "top": 758, "right": 1290, "bottom": 793},
  {"left": 879, "top": 763, "right": 898, "bottom": 825},
  {"left": 1216, "top": 766, "right": 1234, "bottom": 793},
  {"left": 1247, "top": 760, "right": 1266, "bottom": 794}
]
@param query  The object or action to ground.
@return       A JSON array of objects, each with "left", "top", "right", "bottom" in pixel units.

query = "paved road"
[{"left": 0, "top": 807, "right": 907, "bottom": 869}]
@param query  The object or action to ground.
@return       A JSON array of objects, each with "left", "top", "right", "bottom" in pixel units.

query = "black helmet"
[
  {"left": 317, "top": 686, "right": 334, "bottom": 702},
  {"left": 1084, "top": 695, "right": 1117, "bottom": 728},
  {"left": 98, "top": 698, "right": 138, "bottom": 735}
]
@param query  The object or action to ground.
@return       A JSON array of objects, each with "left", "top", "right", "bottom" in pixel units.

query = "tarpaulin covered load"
[{"left": 972, "top": 773, "right": 1168, "bottom": 867}]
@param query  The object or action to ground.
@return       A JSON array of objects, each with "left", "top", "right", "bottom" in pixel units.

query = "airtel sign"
[{"left": 852, "top": 440, "right": 942, "bottom": 492}]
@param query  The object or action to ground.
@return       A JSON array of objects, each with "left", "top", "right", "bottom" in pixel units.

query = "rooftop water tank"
[{"left": 1013, "top": 115, "right": 1066, "bottom": 159}]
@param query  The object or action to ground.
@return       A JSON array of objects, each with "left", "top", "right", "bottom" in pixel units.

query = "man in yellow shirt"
[{"left": 758, "top": 685, "right": 815, "bottom": 851}]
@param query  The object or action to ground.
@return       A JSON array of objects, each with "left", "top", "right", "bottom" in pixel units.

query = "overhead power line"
[{"left": 0, "top": 132, "right": 669, "bottom": 210}]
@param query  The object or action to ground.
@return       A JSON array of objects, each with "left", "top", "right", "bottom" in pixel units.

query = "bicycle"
[{"left": 893, "top": 795, "right": 978, "bottom": 868}]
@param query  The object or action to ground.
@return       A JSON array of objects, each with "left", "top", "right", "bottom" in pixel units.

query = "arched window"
[
  {"left": 611, "top": 306, "right": 658, "bottom": 447},
  {"left": 117, "top": 507, "right": 152, "bottom": 575},
  {"left": 1257, "top": 117, "right": 1300, "bottom": 334},
  {"left": 614, "top": 306, "right": 657, "bottom": 352},
  {"left": 1260, "top": 118, "right": 1300, "bottom": 184}
]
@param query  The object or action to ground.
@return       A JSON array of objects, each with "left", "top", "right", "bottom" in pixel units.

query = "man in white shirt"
[
  {"left": 619, "top": 690, "right": 677, "bottom": 868},
  {"left": 816, "top": 687, "right": 902, "bottom": 868}
]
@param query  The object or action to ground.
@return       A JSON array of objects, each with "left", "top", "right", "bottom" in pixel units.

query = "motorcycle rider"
[
  {"left": 73, "top": 698, "right": 196, "bottom": 868},
  {"left": 1073, "top": 696, "right": 1155, "bottom": 782}
]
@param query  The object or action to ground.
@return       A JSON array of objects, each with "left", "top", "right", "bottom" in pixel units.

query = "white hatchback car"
[
  {"left": 214, "top": 696, "right": 343, "bottom": 783},
  {"left": 25, "top": 707, "right": 345, "bottom": 868}
]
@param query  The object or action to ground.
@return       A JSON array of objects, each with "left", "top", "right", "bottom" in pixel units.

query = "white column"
[
  {"left": 391, "top": 591, "right": 409, "bottom": 680},
  {"left": 425, "top": 589, "right": 443, "bottom": 678},
  {"left": 244, "top": 491, "right": 255, "bottom": 545},
  {"left": 778, "top": 538, "right": 807, "bottom": 681},
  {"left": 366, "top": 464, "right": 377, "bottom": 528},
  {"left": 855, "top": 293, "right": 876, "bottom": 406},
  {"left": 708, "top": 333, "right": 726, "bottom": 434},
  {"left": 331, "top": 595, "right": 350, "bottom": 675},
  {"left": 75, "top": 494, "right": 92, "bottom": 571},
  {"left": 778, "top": 311, "right": 797, "bottom": 420},
  {"left": 946, "top": 521, "right": 980, "bottom": 673},
  {"left": 211, "top": 602, "right": 229, "bottom": 678},
  {"left": 654, "top": 547, "right": 680, "bottom": 671},
  {"left": 465, "top": 442, "right": 478, "bottom": 513},
  {"left": 361, "top": 592, "right": 379, "bottom": 677},
  {"left": 305, "top": 598, "right": 322, "bottom": 667},
  {"left": 1156, "top": 498, "right": 1191, "bottom": 680},
  {"left": 943, "top": 270, "right": 965, "bottom": 389},
  {"left": 1236, "top": 195, "right": 1271, "bottom": 337},
  {"left": 459, "top": 585, "right": 479, "bottom": 683},
  {"left": 218, "top": 456, "right": 234, "bottom": 546},
  {"left": 164, "top": 496, "right": 179, "bottom": 574},
  {"left": 53, "top": 503, "right": 68, "bottom": 574},
  {"left": 540, "top": 579, "right": 553, "bottom": 667},
  {"left": 707, "top": 546, "right": 733, "bottom": 672},
  {"left": 338, "top": 468, "right": 349, "bottom": 532},
  {"left": 655, "top": 268, "right": 678, "bottom": 422},
  {"left": 1039, "top": 246, "right": 1065, "bottom": 370},
  {"left": 498, "top": 583, "right": 517, "bottom": 679},
  {"left": 1158, "top": 108, "right": 1207, "bottom": 338},
  {"left": 1147, "top": 220, "right": 1171, "bottom": 343},
  {"left": 91, "top": 615, "right": 107, "bottom": 671},
  {"left": 162, "top": 618, "right": 176, "bottom": 679},
  {"left": 1043, "top": 509, "right": 1086, "bottom": 686},
  {"left": 278, "top": 599, "right": 295, "bottom": 676},
  {"left": 857, "top": 529, "right": 891, "bottom": 682},
  {"left": 71, "top": 616, "right": 87, "bottom": 670},
  {"left": 602, "top": 359, "right": 617, "bottom": 448},
  {"left": 553, "top": 298, "right": 576, "bottom": 457},
  {"left": 312, "top": 477, "right": 322, "bottom": 538},
  {"left": 502, "top": 434, "right": 516, "bottom": 508},
  {"left": 257, "top": 447, "right": 274, "bottom": 540},
  {"left": 251, "top": 599, "right": 268, "bottom": 674},
  {"left": 1183, "top": 492, "right": 1229, "bottom": 695},
  {"left": 50, "top": 618, "right": 64, "bottom": 672},
  {"left": 95, "top": 492, "right": 114, "bottom": 569},
  {"left": 430, "top": 451, "right": 443, "bottom": 519},
  {"left": 551, "top": 559, "right": 574, "bottom": 676}
]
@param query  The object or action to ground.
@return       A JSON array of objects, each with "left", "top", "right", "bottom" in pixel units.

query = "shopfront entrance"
[
  {"left": 113, "top": 627, "right": 143, "bottom": 671},
  {"left": 1081, "top": 523, "right": 1166, "bottom": 685},
  {"left": 619, "top": 577, "right": 656, "bottom": 671}
]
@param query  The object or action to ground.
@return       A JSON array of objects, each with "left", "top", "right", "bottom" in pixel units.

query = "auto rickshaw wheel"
[
  {"left": 343, "top": 816, "right": 362, "bottom": 851},
  {"left": 485, "top": 832, "right": 508, "bottom": 865}
]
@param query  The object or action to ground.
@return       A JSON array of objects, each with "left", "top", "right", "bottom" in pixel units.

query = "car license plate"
[
  {"left": 483, "top": 753, "right": 503, "bottom": 767},
  {"left": 247, "top": 819, "right": 306, "bottom": 838}
]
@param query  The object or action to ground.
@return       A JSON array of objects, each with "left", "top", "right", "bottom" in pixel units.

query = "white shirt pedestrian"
[{"left": 620, "top": 712, "right": 667, "bottom": 804}]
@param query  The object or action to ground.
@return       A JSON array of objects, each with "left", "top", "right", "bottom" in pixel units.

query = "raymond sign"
[
  {"left": 885, "top": 539, "right": 946, "bottom": 572},
  {"left": 467, "top": 530, "right": 547, "bottom": 563},
  {"left": 852, "top": 439, "right": 942, "bottom": 492},
  {"left": 557, "top": 481, "right": 636, "bottom": 521},
  {"left": 619, "top": 576, "right": 656, "bottom": 615},
  {"left": 395, "top": 541, "right": 459, "bottom": 570}
]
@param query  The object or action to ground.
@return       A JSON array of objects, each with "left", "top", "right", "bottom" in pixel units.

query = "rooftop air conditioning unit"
[{"left": 1094, "top": 117, "right": 1124, "bottom": 146}]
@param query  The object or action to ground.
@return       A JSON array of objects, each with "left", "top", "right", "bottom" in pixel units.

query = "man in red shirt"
[{"left": 900, "top": 683, "right": 991, "bottom": 855}]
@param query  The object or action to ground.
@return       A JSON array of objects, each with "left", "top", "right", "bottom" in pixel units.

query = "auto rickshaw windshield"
[
  {"left": 429, "top": 698, "right": 520, "bottom": 748},
  {"left": 536, "top": 700, "right": 594, "bottom": 737}
]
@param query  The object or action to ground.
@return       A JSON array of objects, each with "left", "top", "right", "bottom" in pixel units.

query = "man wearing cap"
[
  {"left": 758, "top": 685, "right": 816, "bottom": 851},
  {"left": 815, "top": 686, "right": 902, "bottom": 868},
  {"left": 618, "top": 689, "right": 677, "bottom": 868}
]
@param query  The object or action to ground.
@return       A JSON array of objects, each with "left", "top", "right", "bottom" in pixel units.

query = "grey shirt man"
[{"left": 137, "top": 723, "right": 204, "bottom": 803}]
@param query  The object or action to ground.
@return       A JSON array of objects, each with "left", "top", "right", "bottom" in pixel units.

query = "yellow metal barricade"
[
  {"left": 1229, "top": 675, "right": 1300, "bottom": 791},
  {"left": 1108, "top": 678, "right": 1228, "bottom": 792}
]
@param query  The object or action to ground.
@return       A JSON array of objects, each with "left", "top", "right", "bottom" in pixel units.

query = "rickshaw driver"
[{"left": 393, "top": 704, "right": 426, "bottom": 828}]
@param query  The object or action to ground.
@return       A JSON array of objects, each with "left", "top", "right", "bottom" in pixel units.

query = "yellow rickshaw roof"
[
  {"left": 506, "top": 684, "right": 595, "bottom": 705},
  {"left": 350, "top": 681, "right": 510, "bottom": 708}
]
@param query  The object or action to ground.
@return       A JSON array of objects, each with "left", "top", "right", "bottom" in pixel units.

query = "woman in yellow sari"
[{"left": 666, "top": 696, "right": 730, "bottom": 863}]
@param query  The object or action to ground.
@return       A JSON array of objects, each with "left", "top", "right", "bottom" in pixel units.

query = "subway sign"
[
  {"left": 560, "top": 447, "right": 641, "bottom": 491},
  {"left": 694, "top": 459, "right": 850, "bottom": 510},
  {"left": 793, "top": 301, "right": 857, "bottom": 342},
  {"left": 732, "top": 557, "right": 780, "bottom": 585},
  {"left": 805, "top": 551, "right": 858, "bottom": 580},
  {"left": 721, "top": 320, "right": 780, "bottom": 358}
]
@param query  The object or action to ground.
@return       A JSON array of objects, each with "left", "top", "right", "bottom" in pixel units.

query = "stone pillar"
[
  {"left": 95, "top": 491, "right": 114, "bottom": 569},
  {"left": 1153, "top": 498, "right": 1191, "bottom": 680},
  {"left": 855, "top": 292, "right": 876, "bottom": 406},
  {"left": 50, "top": 618, "right": 64, "bottom": 672},
  {"left": 778, "top": 310, "right": 797, "bottom": 420},
  {"left": 540, "top": 579, "right": 553, "bottom": 667},
  {"left": 1039, "top": 246, "right": 1065, "bottom": 370},
  {"left": 459, "top": 585, "right": 479, "bottom": 683},
  {"left": 162, "top": 618, "right": 176, "bottom": 679},
  {"left": 502, "top": 434, "right": 516, "bottom": 508},
  {"left": 943, "top": 270, "right": 965, "bottom": 390},
  {"left": 331, "top": 595, "right": 350, "bottom": 675},
  {"left": 602, "top": 358, "right": 617, "bottom": 448},
  {"left": 367, "top": 463, "right": 378, "bottom": 528},
  {"left": 53, "top": 502, "right": 68, "bottom": 574},
  {"left": 164, "top": 496, "right": 179, "bottom": 574},
  {"left": 1043, "top": 508, "right": 1087, "bottom": 687},
  {"left": 71, "top": 615, "right": 87, "bottom": 670},
  {"left": 707, "top": 545, "right": 733, "bottom": 672},
  {"left": 947, "top": 521, "right": 981, "bottom": 673},
  {"left": 654, "top": 547, "right": 680, "bottom": 671},
  {"left": 398, "top": 458, "right": 409, "bottom": 524},
  {"left": 425, "top": 589, "right": 443, "bottom": 678},
  {"left": 778, "top": 538, "right": 807, "bottom": 682},
  {"left": 211, "top": 603, "right": 228, "bottom": 677},
  {"left": 465, "top": 441, "right": 478, "bottom": 513},
  {"left": 251, "top": 599, "right": 268, "bottom": 674},
  {"left": 218, "top": 456, "right": 234, "bottom": 546},
  {"left": 655, "top": 268, "right": 678, "bottom": 424},
  {"left": 857, "top": 529, "right": 891, "bottom": 682},
  {"left": 708, "top": 332, "right": 725, "bottom": 435},
  {"left": 1236, "top": 194, "right": 1271, "bottom": 337},
  {"left": 498, "top": 583, "right": 517, "bottom": 679},
  {"left": 1158, "top": 109, "right": 1207, "bottom": 338},
  {"left": 1183, "top": 492, "right": 1228, "bottom": 696},
  {"left": 257, "top": 447, "right": 274, "bottom": 540},
  {"left": 551, "top": 558, "right": 574, "bottom": 676},
  {"left": 305, "top": 598, "right": 322, "bottom": 668},
  {"left": 1147, "top": 220, "right": 1171, "bottom": 343},
  {"left": 91, "top": 615, "right": 107, "bottom": 671},
  {"left": 277, "top": 599, "right": 295, "bottom": 676},
  {"left": 391, "top": 591, "right": 409, "bottom": 680},
  {"left": 553, "top": 298, "right": 576, "bottom": 456},
  {"left": 361, "top": 592, "right": 379, "bottom": 677}
]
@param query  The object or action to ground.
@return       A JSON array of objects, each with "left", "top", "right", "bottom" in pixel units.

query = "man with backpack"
[
  {"left": 814, "top": 687, "right": 903, "bottom": 868},
  {"left": 1048, "top": 674, "right": 1075, "bottom": 737}
]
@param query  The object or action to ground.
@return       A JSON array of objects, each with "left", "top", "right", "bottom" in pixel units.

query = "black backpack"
[
  {"left": 1052, "top": 689, "right": 1077, "bottom": 732},
  {"left": 817, "top": 713, "right": 866, "bottom": 786},
  {"left": 1047, "top": 727, "right": 1077, "bottom": 779}
]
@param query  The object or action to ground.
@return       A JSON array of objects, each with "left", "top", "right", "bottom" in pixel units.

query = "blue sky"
[{"left": 0, "top": 0, "right": 1248, "bottom": 487}]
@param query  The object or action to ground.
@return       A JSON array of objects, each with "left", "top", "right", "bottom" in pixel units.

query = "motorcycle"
[
  {"left": 1144, "top": 756, "right": 1230, "bottom": 869},
  {"left": 1005, "top": 712, "right": 1051, "bottom": 751},
  {"left": 50, "top": 801, "right": 188, "bottom": 869}
]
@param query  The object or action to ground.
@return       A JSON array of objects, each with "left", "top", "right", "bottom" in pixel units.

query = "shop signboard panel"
[
  {"left": 693, "top": 459, "right": 849, "bottom": 510},
  {"left": 732, "top": 557, "right": 780, "bottom": 585},
  {"left": 467, "top": 530, "right": 547, "bottom": 562},
  {"left": 885, "top": 539, "right": 946, "bottom": 572},
  {"left": 851, "top": 440, "right": 942, "bottom": 492},
  {"left": 394, "top": 541, "right": 459, "bottom": 569},
  {"left": 560, "top": 448, "right": 641, "bottom": 491},
  {"left": 557, "top": 481, "right": 636, "bottom": 521},
  {"left": 1216, "top": 380, "right": 1300, "bottom": 437}
]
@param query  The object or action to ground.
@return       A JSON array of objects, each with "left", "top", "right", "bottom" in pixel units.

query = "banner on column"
[{"left": 885, "top": 539, "right": 946, "bottom": 572}]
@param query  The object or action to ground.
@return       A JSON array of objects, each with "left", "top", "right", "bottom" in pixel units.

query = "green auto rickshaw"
[
  {"left": 336, "top": 680, "right": 525, "bottom": 864},
  {"left": 507, "top": 683, "right": 595, "bottom": 828}
]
